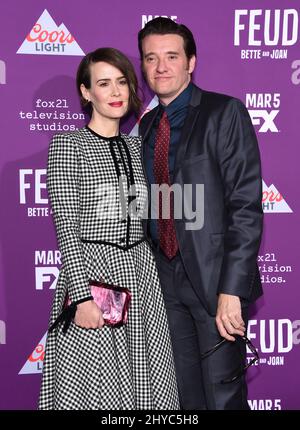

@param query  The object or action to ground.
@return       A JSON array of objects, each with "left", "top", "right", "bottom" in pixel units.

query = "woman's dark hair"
[
  {"left": 76, "top": 47, "right": 141, "bottom": 115},
  {"left": 138, "top": 17, "right": 197, "bottom": 60}
]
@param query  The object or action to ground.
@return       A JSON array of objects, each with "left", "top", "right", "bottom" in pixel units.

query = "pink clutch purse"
[
  {"left": 49, "top": 280, "right": 131, "bottom": 333},
  {"left": 89, "top": 280, "right": 131, "bottom": 326},
  {"left": 67, "top": 280, "right": 131, "bottom": 327}
]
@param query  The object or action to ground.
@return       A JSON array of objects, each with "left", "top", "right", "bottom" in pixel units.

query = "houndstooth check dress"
[{"left": 38, "top": 126, "right": 179, "bottom": 410}]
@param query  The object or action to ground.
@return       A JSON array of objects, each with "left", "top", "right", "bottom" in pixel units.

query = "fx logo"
[
  {"left": 35, "top": 267, "right": 59, "bottom": 290},
  {"left": 248, "top": 110, "right": 279, "bottom": 132}
]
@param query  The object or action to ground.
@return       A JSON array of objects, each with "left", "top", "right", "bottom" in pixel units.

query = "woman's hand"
[{"left": 74, "top": 300, "right": 104, "bottom": 329}]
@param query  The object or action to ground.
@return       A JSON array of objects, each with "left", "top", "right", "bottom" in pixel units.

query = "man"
[{"left": 138, "top": 17, "right": 263, "bottom": 410}]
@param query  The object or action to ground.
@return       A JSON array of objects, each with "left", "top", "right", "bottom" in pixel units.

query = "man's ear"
[{"left": 188, "top": 55, "right": 196, "bottom": 74}]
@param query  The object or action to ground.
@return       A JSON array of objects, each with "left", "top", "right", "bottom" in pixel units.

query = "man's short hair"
[{"left": 138, "top": 17, "right": 197, "bottom": 61}]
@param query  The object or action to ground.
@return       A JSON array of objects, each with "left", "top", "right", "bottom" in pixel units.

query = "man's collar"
[{"left": 159, "top": 82, "right": 193, "bottom": 117}]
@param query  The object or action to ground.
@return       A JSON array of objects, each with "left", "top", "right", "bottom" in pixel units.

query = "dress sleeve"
[{"left": 47, "top": 133, "right": 92, "bottom": 303}]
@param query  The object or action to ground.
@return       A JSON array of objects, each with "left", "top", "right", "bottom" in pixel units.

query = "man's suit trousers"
[{"left": 153, "top": 248, "right": 250, "bottom": 410}]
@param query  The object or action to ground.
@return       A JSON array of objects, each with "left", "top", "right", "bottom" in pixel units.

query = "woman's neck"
[{"left": 88, "top": 116, "right": 120, "bottom": 138}]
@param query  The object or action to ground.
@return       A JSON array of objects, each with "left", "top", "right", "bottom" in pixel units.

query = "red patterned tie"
[{"left": 153, "top": 111, "right": 179, "bottom": 259}]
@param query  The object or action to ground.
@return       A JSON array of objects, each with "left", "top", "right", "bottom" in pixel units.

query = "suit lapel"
[
  {"left": 173, "top": 85, "right": 203, "bottom": 177},
  {"left": 140, "top": 105, "right": 159, "bottom": 168},
  {"left": 139, "top": 106, "right": 160, "bottom": 236},
  {"left": 140, "top": 106, "right": 159, "bottom": 142}
]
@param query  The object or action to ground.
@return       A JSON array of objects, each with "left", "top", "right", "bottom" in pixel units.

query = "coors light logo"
[
  {"left": 262, "top": 180, "right": 292, "bottom": 213},
  {"left": 17, "top": 9, "right": 84, "bottom": 56},
  {"left": 19, "top": 333, "right": 47, "bottom": 374}
]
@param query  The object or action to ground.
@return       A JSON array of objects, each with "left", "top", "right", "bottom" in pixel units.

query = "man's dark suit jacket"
[{"left": 139, "top": 84, "right": 263, "bottom": 316}]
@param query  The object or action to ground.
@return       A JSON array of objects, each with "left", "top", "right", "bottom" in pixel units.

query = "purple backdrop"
[{"left": 0, "top": 0, "right": 299, "bottom": 410}]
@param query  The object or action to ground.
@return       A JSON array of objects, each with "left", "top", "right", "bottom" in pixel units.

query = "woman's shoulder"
[
  {"left": 121, "top": 133, "right": 142, "bottom": 145},
  {"left": 48, "top": 128, "right": 89, "bottom": 159},
  {"left": 50, "top": 127, "right": 87, "bottom": 143}
]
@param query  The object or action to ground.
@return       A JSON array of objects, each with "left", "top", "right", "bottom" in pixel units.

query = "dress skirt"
[{"left": 38, "top": 240, "right": 180, "bottom": 410}]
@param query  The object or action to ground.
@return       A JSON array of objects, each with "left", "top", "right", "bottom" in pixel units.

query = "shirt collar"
[{"left": 159, "top": 82, "right": 193, "bottom": 117}]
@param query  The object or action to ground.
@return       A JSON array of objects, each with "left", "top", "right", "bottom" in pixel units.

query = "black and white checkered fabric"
[{"left": 38, "top": 127, "right": 179, "bottom": 410}]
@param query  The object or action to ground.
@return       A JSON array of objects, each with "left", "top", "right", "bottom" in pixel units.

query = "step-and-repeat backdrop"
[{"left": 0, "top": 0, "right": 299, "bottom": 410}]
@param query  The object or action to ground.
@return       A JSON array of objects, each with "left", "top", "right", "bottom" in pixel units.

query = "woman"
[{"left": 38, "top": 48, "right": 179, "bottom": 410}]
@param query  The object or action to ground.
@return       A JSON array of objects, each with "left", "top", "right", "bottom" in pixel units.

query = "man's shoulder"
[
  {"left": 197, "top": 86, "right": 239, "bottom": 107},
  {"left": 140, "top": 105, "right": 159, "bottom": 123},
  {"left": 190, "top": 85, "right": 246, "bottom": 118},
  {"left": 139, "top": 106, "right": 159, "bottom": 136}
]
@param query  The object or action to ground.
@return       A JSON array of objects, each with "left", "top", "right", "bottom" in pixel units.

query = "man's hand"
[
  {"left": 216, "top": 293, "right": 245, "bottom": 341},
  {"left": 74, "top": 300, "right": 104, "bottom": 329}
]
